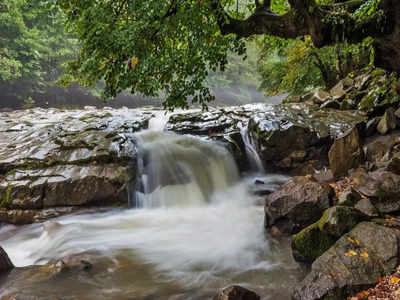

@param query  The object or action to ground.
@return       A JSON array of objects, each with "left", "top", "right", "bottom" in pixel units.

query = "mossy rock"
[
  {"left": 292, "top": 206, "right": 370, "bottom": 263},
  {"left": 292, "top": 222, "right": 336, "bottom": 263}
]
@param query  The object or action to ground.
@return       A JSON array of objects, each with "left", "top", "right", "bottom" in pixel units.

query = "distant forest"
[{"left": 0, "top": 0, "right": 271, "bottom": 109}]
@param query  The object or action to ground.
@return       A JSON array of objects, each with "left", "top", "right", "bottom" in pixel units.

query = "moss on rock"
[{"left": 292, "top": 206, "right": 370, "bottom": 263}]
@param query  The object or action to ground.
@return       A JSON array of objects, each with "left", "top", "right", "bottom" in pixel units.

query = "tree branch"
[{"left": 212, "top": 0, "right": 387, "bottom": 48}]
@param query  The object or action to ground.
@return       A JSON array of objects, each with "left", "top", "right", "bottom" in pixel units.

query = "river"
[{"left": 0, "top": 111, "right": 303, "bottom": 299}]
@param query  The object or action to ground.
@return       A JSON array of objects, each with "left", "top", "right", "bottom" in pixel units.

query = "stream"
[{"left": 0, "top": 111, "right": 303, "bottom": 300}]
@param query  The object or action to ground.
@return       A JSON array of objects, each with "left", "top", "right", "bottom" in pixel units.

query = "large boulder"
[
  {"left": 265, "top": 176, "right": 334, "bottom": 235},
  {"left": 167, "top": 103, "right": 366, "bottom": 174},
  {"left": 213, "top": 286, "right": 260, "bottom": 300},
  {"left": 328, "top": 127, "right": 364, "bottom": 178},
  {"left": 293, "top": 222, "right": 400, "bottom": 300},
  {"left": 248, "top": 103, "right": 365, "bottom": 172},
  {"left": 0, "top": 108, "right": 152, "bottom": 224},
  {"left": 291, "top": 206, "right": 370, "bottom": 263},
  {"left": 351, "top": 168, "right": 400, "bottom": 214},
  {"left": 0, "top": 247, "right": 14, "bottom": 273},
  {"left": 363, "top": 130, "right": 400, "bottom": 165}
]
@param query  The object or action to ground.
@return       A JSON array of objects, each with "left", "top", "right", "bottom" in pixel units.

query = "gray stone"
[
  {"left": 293, "top": 222, "right": 400, "bottom": 300},
  {"left": 265, "top": 176, "right": 333, "bottom": 235},
  {"left": 0, "top": 108, "right": 152, "bottom": 224},
  {"left": 377, "top": 108, "right": 397, "bottom": 135},
  {"left": 328, "top": 127, "right": 364, "bottom": 178},
  {"left": 292, "top": 206, "right": 369, "bottom": 263},
  {"left": 0, "top": 247, "right": 14, "bottom": 273}
]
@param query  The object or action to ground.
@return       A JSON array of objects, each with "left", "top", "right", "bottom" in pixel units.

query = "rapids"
[{"left": 0, "top": 110, "right": 303, "bottom": 299}]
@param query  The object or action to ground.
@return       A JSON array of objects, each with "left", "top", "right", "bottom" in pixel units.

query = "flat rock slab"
[{"left": 0, "top": 107, "right": 153, "bottom": 224}]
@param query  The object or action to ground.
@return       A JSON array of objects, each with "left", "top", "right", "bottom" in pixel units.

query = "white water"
[{"left": 0, "top": 111, "right": 300, "bottom": 299}]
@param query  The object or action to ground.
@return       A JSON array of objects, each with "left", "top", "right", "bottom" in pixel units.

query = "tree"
[
  {"left": 0, "top": 0, "right": 77, "bottom": 102},
  {"left": 258, "top": 36, "right": 373, "bottom": 95},
  {"left": 58, "top": 0, "right": 399, "bottom": 109}
]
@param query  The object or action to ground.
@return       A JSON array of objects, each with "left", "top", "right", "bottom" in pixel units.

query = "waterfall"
[
  {"left": 134, "top": 130, "right": 239, "bottom": 208},
  {"left": 240, "top": 125, "right": 265, "bottom": 173}
]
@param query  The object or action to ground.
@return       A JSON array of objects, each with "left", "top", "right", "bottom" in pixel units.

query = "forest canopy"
[
  {"left": 1, "top": 0, "right": 399, "bottom": 109},
  {"left": 56, "top": 0, "right": 399, "bottom": 109}
]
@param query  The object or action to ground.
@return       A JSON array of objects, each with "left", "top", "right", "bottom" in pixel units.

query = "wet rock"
[
  {"left": 328, "top": 127, "right": 364, "bottom": 178},
  {"left": 312, "top": 170, "right": 334, "bottom": 183},
  {"left": 167, "top": 103, "right": 366, "bottom": 174},
  {"left": 377, "top": 108, "right": 397, "bottom": 134},
  {"left": 213, "top": 285, "right": 260, "bottom": 300},
  {"left": 248, "top": 103, "right": 365, "bottom": 172},
  {"left": 395, "top": 107, "right": 400, "bottom": 119},
  {"left": 352, "top": 169, "right": 400, "bottom": 214},
  {"left": 330, "top": 78, "right": 353, "bottom": 101},
  {"left": 293, "top": 222, "right": 400, "bottom": 300},
  {"left": 363, "top": 131, "right": 400, "bottom": 164},
  {"left": 363, "top": 117, "right": 380, "bottom": 137},
  {"left": 59, "top": 254, "right": 92, "bottom": 271},
  {"left": 386, "top": 153, "right": 400, "bottom": 174},
  {"left": 0, "top": 207, "right": 79, "bottom": 225},
  {"left": 311, "top": 90, "right": 331, "bottom": 105},
  {"left": 0, "top": 247, "right": 14, "bottom": 273},
  {"left": 320, "top": 100, "right": 340, "bottom": 110},
  {"left": 265, "top": 176, "right": 333, "bottom": 235},
  {"left": 291, "top": 206, "right": 369, "bottom": 263},
  {"left": 354, "top": 198, "right": 379, "bottom": 217},
  {"left": 0, "top": 108, "right": 152, "bottom": 224},
  {"left": 337, "top": 187, "right": 362, "bottom": 207}
]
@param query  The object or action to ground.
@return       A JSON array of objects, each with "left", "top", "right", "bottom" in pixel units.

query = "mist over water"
[{"left": 0, "top": 111, "right": 300, "bottom": 299}]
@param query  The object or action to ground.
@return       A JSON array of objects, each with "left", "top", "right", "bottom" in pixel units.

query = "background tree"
[
  {"left": 0, "top": 0, "right": 77, "bottom": 106},
  {"left": 57, "top": 0, "right": 398, "bottom": 109}
]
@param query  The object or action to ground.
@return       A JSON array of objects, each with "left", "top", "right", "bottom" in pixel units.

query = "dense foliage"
[
  {"left": 57, "top": 0, "right": 392, "bottom": 108},
  {"left": 1, "top": 0, "right": 395, "bottom": 108},
  {"left": 258, "top": 37, "right": 374, "bottom": 96},
  {"left": 0, "top": 0, "right": 77, "bottom": 105}
]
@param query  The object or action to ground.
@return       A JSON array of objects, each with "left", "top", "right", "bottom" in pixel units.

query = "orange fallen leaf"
[
  {"left": 391, "top": 276, "right": 400, "bottom": 284},
  {"left": 360, "top": 252, "right": 369, "bottom": 258},
  {"left": 345, "top": 250, "right": 358, "bottom": 257}
]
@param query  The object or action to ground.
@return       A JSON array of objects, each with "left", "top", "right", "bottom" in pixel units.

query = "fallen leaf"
[
  {"left": 345, "top": 250, "right": 358, "bottom": 257},
  {"left": 391, "top": 276, "right": 400, "bottom": 284},
  {"left": 360, "top": 252, "right": 369, "bottom": 258},
  {"left": 347, "top": 237, "right": 360, "bottom": 246}
]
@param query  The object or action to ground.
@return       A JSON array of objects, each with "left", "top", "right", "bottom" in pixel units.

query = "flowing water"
[{"left": 0, "top": 111, "right": 303, "bottom": 299}]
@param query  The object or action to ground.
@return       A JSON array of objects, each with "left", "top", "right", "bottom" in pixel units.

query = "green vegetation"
[
  {"left": 0, "top": 0, "right": 77, "bottom": 104},
  {"left": 1, "top": 0, "right": 399, "bottom": 109},
  {"left": 259, "top": 37, "right": 373, "bottom": 96}
]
